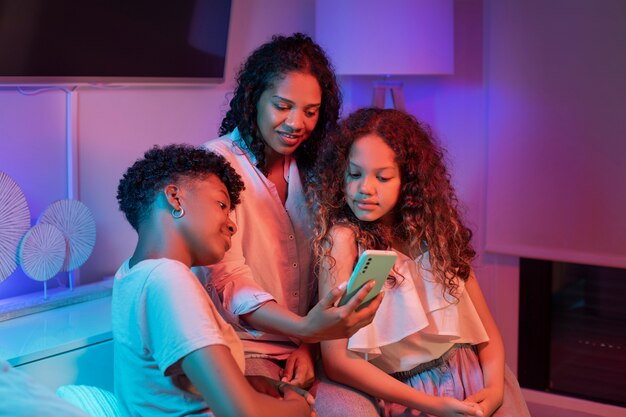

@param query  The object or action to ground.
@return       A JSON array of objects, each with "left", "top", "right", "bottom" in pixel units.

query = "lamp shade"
[{"left": 315, "top": 0, "right": 454, "bottom": 75}]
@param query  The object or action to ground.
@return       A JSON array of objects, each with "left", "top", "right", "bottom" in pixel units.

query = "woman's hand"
[
  {"left": 300, "top": 280, "right": 383, "bottom": 343},
  {"left": 281, "top": 343, "right": 316, "bottom": 389},
  {"left": 465, "top": 387, "right": 503, "bottom": 417}
]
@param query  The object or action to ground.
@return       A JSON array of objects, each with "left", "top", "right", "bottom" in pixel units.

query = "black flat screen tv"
[{"left": 0, "top": 0, "right": 232, "bottom": 86}]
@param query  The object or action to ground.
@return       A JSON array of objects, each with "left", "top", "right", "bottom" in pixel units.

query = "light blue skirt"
[{"left": 380, "top": 344, "right": 531, "bottom": 417}]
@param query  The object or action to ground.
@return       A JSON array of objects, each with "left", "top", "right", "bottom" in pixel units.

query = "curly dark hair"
[
  {"left": 311, "top": 108, "right": 475, "bottom": 295},
  {"left": 117, "top": 144, "right": 244, "bottom": 231},
  {"left": 219, "top": 32, "right": 341, "bottom": 178}
]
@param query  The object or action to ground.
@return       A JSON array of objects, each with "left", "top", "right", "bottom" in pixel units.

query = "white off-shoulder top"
[{"left": 347, "top": 250, "right": 489, "bottom": 373}]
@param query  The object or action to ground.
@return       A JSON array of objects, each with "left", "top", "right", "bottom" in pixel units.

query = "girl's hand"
[
  {"left": 465, "top": 387, "right": 503, "bottom": 417},
  {"left": 301, "top": 281, "right": 383, "bottom": 342},
  {"left": 427, "top": 396, "right": 483, "bottom": 417},
  {"left": 281, "top": 343, "right": 316, "bottom": 388}
]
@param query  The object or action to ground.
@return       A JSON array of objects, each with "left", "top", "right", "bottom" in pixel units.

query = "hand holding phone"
[
  {"left": 298, "top": 251, "right": 395, "bottom": 342},
  {"left": 338, "top": 250, "right": 397, "bottom": 308}
]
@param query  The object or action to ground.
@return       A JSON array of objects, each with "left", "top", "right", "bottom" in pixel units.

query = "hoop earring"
[{"left": 171, "top": 206, "right": 185, "bottom": 219}]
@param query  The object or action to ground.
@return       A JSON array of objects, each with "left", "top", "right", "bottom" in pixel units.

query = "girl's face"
[
  {"left": 256, "top": 71, "right": 322, "bottom": 159},
  {"left": 344, "top": 134, "right": 401, "bottom": 225},
  {"left": 177, "top": 175, "right": 237, "bottom": 266}
]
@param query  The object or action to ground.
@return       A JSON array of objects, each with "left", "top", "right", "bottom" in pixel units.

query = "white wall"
[
  {"left": 0, "top": 90, "right": 68, "bottom": 297},
  {"left": 482, "top": 0, "right": 626, "bottom": 374},
  {"left": 485, "top": 0, "right": 626, "bottom": 269}
]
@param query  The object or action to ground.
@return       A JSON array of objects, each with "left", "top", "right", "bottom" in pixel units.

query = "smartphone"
[{"left": 338, "top": 250, "right": 397, "bottom": 308}]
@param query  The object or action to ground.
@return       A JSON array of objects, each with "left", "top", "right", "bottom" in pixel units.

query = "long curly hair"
[
  {"left": 219, "top": 32, "right": 341, "bottom": 178},
  {"left": 117, "top": 144, "right": 244, "bottom": 231},
  {"left": 311, "top": 108, "right": 475, "bottom": 295}
]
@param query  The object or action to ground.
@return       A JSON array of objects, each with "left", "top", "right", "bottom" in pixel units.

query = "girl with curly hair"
[
  {"left": 312, "top": 108, "right": 530, "bottom": 417},
  {"left": 198, "top": 33, "right": 382, "bottom": 415},
  {"left": 113, "top": 145, "right": 315, "bottom": 417}
]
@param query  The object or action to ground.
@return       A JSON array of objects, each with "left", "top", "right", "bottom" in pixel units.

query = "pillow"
[
  {"left": 0, "top": 360, "right": 90, "bottom": 417},
  {"left": 56, "top": 385, "right": 122, "bottom": 417}
]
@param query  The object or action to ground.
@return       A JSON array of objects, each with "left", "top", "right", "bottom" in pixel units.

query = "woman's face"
[
  {"left": 344, "top": 134, "right": 401, "bottom": 225},
  {"left": 256, "top": 71, "right": 322, "bottom": 159}
]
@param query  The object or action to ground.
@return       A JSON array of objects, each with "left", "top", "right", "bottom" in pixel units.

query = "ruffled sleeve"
[
  {"left": 347, "top": 251, "right": 489, "bottom": 359},
  {"left": 415, "top": 253, "right": 489, "bottom": 343}
]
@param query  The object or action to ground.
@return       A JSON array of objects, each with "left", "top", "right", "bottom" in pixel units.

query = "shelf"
[{"left": 0, "top": 294, "right": 112, "bottom": 367}]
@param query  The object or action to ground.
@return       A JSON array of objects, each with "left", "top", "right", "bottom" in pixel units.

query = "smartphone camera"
[{"left": 363, "top": 258, "right": 372, "bottom": 273}]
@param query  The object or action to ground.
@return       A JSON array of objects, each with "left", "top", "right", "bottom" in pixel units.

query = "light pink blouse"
[{"left": 198, "top": 130, "right": 315, "bottom": 359}]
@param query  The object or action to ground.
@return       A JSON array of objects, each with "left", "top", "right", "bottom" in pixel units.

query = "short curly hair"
[
  {"left": 311, "top": 108, "right": 475, "bottom": 294},
  {"left": 219, "top": 32, "right": 341, "bottom": 177},
  {"left": 117, "top": 144, "right": 244, "bottom": 231}
]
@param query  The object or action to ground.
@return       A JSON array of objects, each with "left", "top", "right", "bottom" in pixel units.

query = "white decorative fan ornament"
[
  {"left": 18, "top": 224, "right": 66, "bottom": 281},
  {"left": 0, "top": 172, "right": 31, "bottom": 282},
  {"left": 39, "top": 200, "right": 96, "bottom": 271}
]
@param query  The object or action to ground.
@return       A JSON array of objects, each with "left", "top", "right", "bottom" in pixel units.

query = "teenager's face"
[
  {"left": 178, "top": 175, "right": 237, "bottom": 266},
  {"left": 344, "top": 134, "right": 401, "bottom": 225},
  {"left": 256, "top": 71, "right": 322, "bottom": 159}
]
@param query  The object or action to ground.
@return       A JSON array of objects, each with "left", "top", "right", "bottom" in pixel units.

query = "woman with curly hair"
[
  {"left": 198, "top": 33, "right": 382, "bottom": 415},
  {"left": 312, "top": 108, "right": 530, "bottom": 417},
  {"left": 113, "top": 144, "right": 315, "bottom": 417}
]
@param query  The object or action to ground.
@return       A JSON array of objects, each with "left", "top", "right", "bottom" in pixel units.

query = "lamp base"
[{"left": 372, "top": 80, "right": 406, "bottom": 111}]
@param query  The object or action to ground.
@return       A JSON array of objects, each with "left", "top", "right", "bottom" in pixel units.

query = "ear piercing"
[{"left": 171, "top": 197, "right": 185, "bottom": 219}]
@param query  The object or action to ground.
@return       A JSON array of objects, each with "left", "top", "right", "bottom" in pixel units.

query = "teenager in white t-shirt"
[{"left": 113, "top": 144, "right": 314, "bottom": 417}]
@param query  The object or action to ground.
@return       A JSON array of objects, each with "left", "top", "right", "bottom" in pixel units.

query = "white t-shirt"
[
  {"left": 198, "top": 130, "right": 315, "bottom": 359},
  {"left": 113, "top": 258, "right": 244, "bottom": 417}
]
